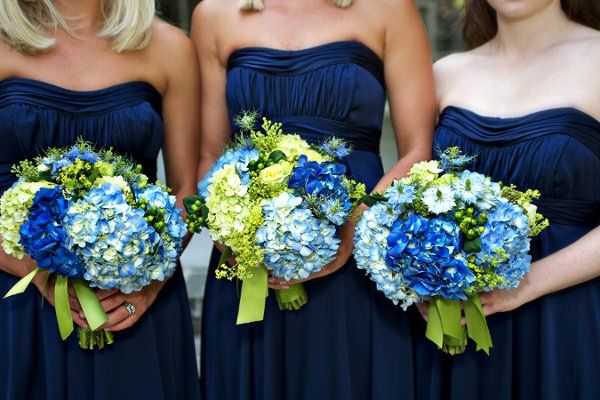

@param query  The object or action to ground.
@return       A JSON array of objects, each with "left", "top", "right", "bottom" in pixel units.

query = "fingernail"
[
  {"left": 268, "top": 277, "right": 275, "bottom": 282},
  {"left": 79, "top": 312, "right": 85, "bottom": 319}
]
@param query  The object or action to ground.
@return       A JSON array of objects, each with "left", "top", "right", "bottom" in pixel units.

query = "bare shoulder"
[
  {"left": 192, "top": 0, "right": 235, "bottom": 30},
  {"left": 433, "top": 51, "right": 477, "bottom": 85},
  {"left": 150, "top": 19, "right": 195, "bottom": 58}
]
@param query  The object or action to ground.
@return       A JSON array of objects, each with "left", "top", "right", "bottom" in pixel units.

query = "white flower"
[{"left": 422, "top": 185, "right": 457, "bottom": 214}]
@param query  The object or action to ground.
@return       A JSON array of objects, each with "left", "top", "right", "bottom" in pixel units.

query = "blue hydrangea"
[
  {"left": 288, "top": 156, "right": 352, "bottom": 224},
  {"left": 51, "top": 146, "right": 99, "bottom": 175},
  {"left": 19, "top": 187, "right": 84, "bottom": 277},
  {"left": 354, "top": 202, "right": 418, "bottom": 308},
  {"left": 198, "top": 148, "right": 259, "bottom": 199},
  {"left": 476, "top": 199, "right": 532, "bottom": 289},
  {"left": 64, "top": 183, "right": 160, "bottom": 293},
  {"left": 386, "top": 214, "right": 475, "bottom": 301},
  {"left": 136, "top": 185, "right": 187, "bottom": 280},
  {"left": 256, "top": 193, "right": 340, "bottom": 281}
]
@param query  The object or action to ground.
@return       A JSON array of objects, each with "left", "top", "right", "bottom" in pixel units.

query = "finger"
[
  {"left": 100, "top": 293, "right": 128, "bottom": 313},
  {"left": 102, "top": 304, "right": 132, "bottom": 329},
  {"left": 69, "top": 296, "right": 82, "bottom": 312},
  {"left": 461, "top": 317, "right": 466, "bottom": 326},
  {"left": 96, "top": 289, "right": 119, "bottom": 301},
  {"left": 109, "top": 314, "right": 139, "bottom": 332},
  {"left": 483, "top": 304, "right": 495, "bottom": 317},
  {"left": 268, "top": 283, "right": 290, "bottom": 290},
  {"left": 72, "top": 310, "right": 89, "bottom": 330},
  {"left": 68, "top": 286, "right": 77, "bottom": 299}
]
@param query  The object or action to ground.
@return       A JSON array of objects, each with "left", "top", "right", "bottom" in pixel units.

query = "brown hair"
[{"left": 462, "top": 0, "right": 600, "bottom": 49}]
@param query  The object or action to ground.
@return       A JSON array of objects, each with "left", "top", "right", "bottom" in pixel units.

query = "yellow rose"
[{"left": 259, "top": 162, "right": 293, "bottom": 185}]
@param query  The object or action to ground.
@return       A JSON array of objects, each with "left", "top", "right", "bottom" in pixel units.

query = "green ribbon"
[
  {"left": 425, "top": 297, "right": 467, "bottom": 354},
  {"left": 464, "top": 295, "right": 493, "bottom": 355},
  {"left": 4, "top": 267, "right": 40, "bottom": 298},
  {"left": 218, "top": 247, "right": 234, "bottom": 268},
  {"left": 72, "top": 279, "right": 108, "bottom": 331},
  {"left": 275, "top": 284, "right": 307, "bottom": 311},
  {"left": 54, "top": 276, "right": 74, "bottom": 340},
  {"left": 236, "top": 265, "right": 269, "bottom": 324}
]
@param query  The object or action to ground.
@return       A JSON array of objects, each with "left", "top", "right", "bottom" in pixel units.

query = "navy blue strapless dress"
[
  {"left": 0, "top": 78, "right": 200, "bottom": 400},
  {"left": 417, "top": 106, "right": 600, "bottom": 400},
  {"left": 201, "top": 41, "right": 417, "bottom": 400}
]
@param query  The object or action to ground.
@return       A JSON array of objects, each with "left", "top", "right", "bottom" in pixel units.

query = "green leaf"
[
  {"left": 183, "top": 195, "right": 203, "bottom": 213},
  {"left": 218, "top": 247, "right": 234, "bottom": 268},
  {"left": 464, "top": 237, "right": 482, "bottom": 253},
  {"left": 268, "top": 150, "right": 287, "bottom": 163},
  {"left": 4, "top": 268, "right": 40, "bottom": 298},
  {"left": 361, "top": 193, "right": 387, "bottom": 207}
]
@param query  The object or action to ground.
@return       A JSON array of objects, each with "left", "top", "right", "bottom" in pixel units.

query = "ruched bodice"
[
  {"left": 226, "top": 41, "right": 385, "bottom": 155},
  {"left": 0, "top": 78, "right": 164, "bottom": 193},
  {"left": 203, "top": 41, "right": 419, "bottom": 400},
  {"left": 422, "top": 106, "right": 600, "bottom": 400},
  {"left": 436, "top": 106, "right": 600, "bottom": 227},
  {"left": 0, "top": 77, "right": 200, "bottom": 400}
]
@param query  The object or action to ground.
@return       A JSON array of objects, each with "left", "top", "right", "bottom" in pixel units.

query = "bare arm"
[
  {"left": 480, "top": 226, "right": 600, "bottom": 315},
  {"left": 191, "top": 3, "right": 232, "bottom": 184},
  {"left": 373, "top": 0, "right": 436, "bottom": 194},
  {"left": 101, "top": 24, "right": 202, "bottom": 331}
]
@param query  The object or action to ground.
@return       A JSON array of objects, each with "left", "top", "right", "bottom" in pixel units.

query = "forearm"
[
  {"left": 524, "top": 226, "right": 600, "bottom": 301},
  {"left": 0, "top": 239, "right": 36, "bottom": 279},
  {"left": 372, "top": 146, "right": 431, "bottom": 194}
]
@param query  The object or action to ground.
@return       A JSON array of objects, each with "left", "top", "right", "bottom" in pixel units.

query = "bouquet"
[
  {"left": 0, "top": 140, "right": 187, "bottom": 349},
  {"left": 185, "top": 112, "right": 365, "bottom": 324},
  {"left": 353, "top": 147, "right": 548, "bottom": 354}
]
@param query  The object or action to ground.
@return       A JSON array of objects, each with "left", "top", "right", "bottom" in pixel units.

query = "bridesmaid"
[
  {"left": 192, "top": 0, "right": 435, "bottom": 399},
  {"left": 0, "top": 1, "right": 201, "bottom": 399},
  {"left": 418, "top": 0, "right": 600, "bottom": 399}
]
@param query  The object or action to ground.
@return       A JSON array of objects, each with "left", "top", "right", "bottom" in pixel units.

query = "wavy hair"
[{"left": 0, "top": 0, "right": 155, "bottom": 54}]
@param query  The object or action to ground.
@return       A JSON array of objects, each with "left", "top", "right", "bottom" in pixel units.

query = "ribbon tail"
[
  {"left": 464, "top": 295, "right": 493, "bottom": 355},
  {"left": 435, "top": 297, "right": 463, "bottom": 340},
  {"left": 4, "top": 268, "right": 40, "bottom": 298},
  {"left": 54, "top": 276, "right": 74, "bottom": 340},
  {"left": 236, "top": 266, "right": 269, "bottom": 324},
  {"left": 425, "top": 300, "right": 444, "bottom": 349},
  {"left": 275, "top": 283, "right": 307, "bottom": 311},
  {"left": 72, "top": 280, "right": 108, "bottom": 331}
]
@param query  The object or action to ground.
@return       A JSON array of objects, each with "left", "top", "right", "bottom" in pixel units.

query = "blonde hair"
[
  {"left": 239, "top": 0, "right": 353, "bottom": 11},
  {"left": 0, "top": 0, "right": 155, "bottom": 54}
]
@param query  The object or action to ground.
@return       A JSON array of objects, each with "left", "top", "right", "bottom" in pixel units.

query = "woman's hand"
[
  {"left": 268, "top": 221, "right": 356, "bottom": 289},
  {"left": 96, "top": 280, "right": 166, "bottom": 332},
  {"left": 415, "top": 300, "right": 430, "bottom": 321},
  {"left": 32, "top": 271, "right": 92, "bottom": 329}
]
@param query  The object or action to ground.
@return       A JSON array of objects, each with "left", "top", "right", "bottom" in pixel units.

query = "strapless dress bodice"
[
  {"left": 0, "top": 77, "right": 164, "bottom": 192},
  {"left": 435, "top": 106, "right": 600, "bottom": 227}
]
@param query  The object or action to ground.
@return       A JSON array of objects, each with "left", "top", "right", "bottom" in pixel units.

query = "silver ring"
[{"left": 124, "top": 302, "right": 136, "bottom": 316}]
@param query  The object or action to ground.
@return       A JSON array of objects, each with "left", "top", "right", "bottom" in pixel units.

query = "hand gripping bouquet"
[
  {"left": 0, "top": 141, "right": 187, "bottom": 349},
  {"left": 185, "top": 112, "right": 366, "bottom": 324},
  {"left": 354, "top": 147, "right": 548, "bottom": 354}
]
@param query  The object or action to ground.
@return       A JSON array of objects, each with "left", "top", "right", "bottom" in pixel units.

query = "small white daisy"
[{"left": 422, "top": 185, "right": 457, "bottom": 214}]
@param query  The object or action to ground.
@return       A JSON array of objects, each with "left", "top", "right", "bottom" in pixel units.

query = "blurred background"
[{"left": 154, "top": 0, "right": 467, "bottom": 365}]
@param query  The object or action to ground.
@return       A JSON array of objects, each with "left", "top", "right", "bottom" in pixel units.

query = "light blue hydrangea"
[
  {"left": 64, "top": 183, "right": 161, "bottom": 293},
  {"left": 256, "top": 192, "right": 340, "bottom": 281},
  {"left": 354, "top": 202, "right": 418, "bottom": 309},
  {"left": 476, "top": 199, "right": 532, "bottom": 290},
  {"left": 198, "top": 148, "right": 259, "bottom": 199},
  {"left": 136, "top": 185, "right": 187, "bottom": 280}
]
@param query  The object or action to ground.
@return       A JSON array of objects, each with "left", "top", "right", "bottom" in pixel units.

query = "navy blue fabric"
[
  {"left": 0, "top": 77, "right": 200, "bottom": 400},
  {"left": 416, "top": 106, "right": 600, "bottom": 400},
  {"left": 201, "top": 41, "right": 418, "bottom": 400}
]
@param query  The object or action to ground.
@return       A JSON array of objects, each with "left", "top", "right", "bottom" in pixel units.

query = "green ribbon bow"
[{"left": 425, "top": 295, "right": 492, "bottom": 355}]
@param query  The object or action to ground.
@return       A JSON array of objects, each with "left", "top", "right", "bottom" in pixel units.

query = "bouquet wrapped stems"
[
  {"left": 275, "top": 284, "right": 307, "bottom": 311},
  {"left": 425, "top": 295, "right": 492, "bottom": 355},
  {"left": 5, "top": 268, "right": 110, "bottom": 350}
]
